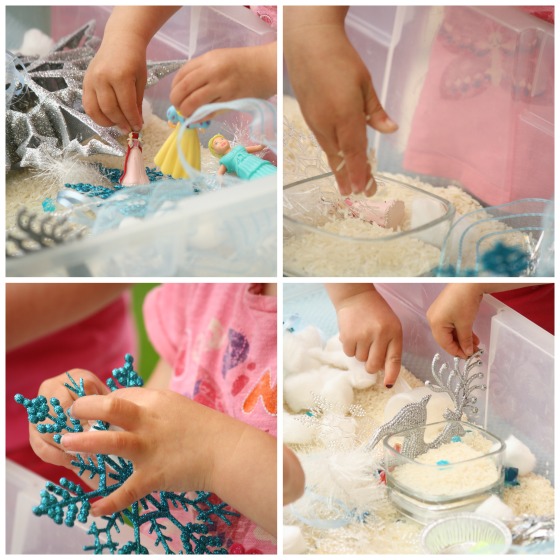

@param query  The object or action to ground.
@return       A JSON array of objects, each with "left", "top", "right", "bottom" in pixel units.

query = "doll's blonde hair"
[{"left": 208, "top": 134, "right": 225, "bottom": 158}]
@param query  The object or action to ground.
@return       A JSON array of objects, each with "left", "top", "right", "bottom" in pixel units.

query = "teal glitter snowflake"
[{"left": 14, "top": 354, "right": 238, "bottom": 554}]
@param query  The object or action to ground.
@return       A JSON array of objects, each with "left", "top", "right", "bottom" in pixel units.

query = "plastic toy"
[
  {"left": 154, "top": 106, "right": 209, "bottom": 179},
  {"left": 208, "top": 134, "right": 277, "bottom": 180},
  {"left": 119, "top": 132, "right": 150, "bottom": 186}
]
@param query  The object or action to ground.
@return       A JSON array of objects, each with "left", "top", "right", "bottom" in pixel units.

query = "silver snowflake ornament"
[{"left": 6, "top": 20, "right": 184, "bottom": 171}]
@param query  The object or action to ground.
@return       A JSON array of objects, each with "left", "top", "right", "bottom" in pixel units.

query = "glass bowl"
[
  {"left": 383, "top": 421, "right": 505, "bottom": 524},
  {"left": 283, "top": 173, "right": 455, "bottom": 277}
]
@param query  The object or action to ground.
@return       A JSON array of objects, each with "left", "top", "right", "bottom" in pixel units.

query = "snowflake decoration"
[
  {"left": 14, "top": 354, "right": 238, "bottom": 554},
  {"left": 6, "top": 21, "right": 183, "bottom": 171},
  {"left": 6, "top": 208, "right": 86, "bottom": 257}
]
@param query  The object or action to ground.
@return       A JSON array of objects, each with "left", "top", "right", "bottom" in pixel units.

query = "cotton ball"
[
  {"left": 504, "top": 435, "right": 537, "bottom": 475},
  {"left": 384, "top": 386, "right": 454, "bottom": 438},
  {"left": 314, "top": 334, "right": 377, "bottom": 388},
  {"left": 283, "top": 326, "right": 323, "bottom": 377},
  {"left": 320, "top": 371, "right": 355, "bottom": 412},
  {"left": 283, "top": 411, "right": 317, "bottom": 445},
  {"left": 324, "top": 334, "right": 343, "bottom": 353},
  {"left": 475, "top": 495, "right": 515, "bottom": 521},
  {"left": 284, "top": 367, "right": 353, "bottom": 412},
  {"left": 18, "top": 28, "right": 55, "bottom": 56},
  {"left": 346, "top": 358, "right": 377, "bottom": 389},
  {"left": 409, "top": 197, "right": 449, "bottom": 244},
  {"left": 283, "top": 525, "right": 307, "bottom": 554},
  {"left": 187, "top": 222, "right": 228, "bottom": 251}
]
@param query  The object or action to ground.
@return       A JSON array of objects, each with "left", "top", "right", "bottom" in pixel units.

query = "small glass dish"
[
  {"left": 283, "top": 173, "right": 455, "bottom": 277},
  {"left": 383, "top": 421, "right": 505, "bottom": 524},
  {"left": 421, "top": 513, "right": 512, "bottom": 554}
]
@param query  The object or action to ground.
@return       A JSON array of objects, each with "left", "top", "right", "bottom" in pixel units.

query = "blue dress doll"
[{"left": 208, "top": 134, "right": 276, "bottom": 180}]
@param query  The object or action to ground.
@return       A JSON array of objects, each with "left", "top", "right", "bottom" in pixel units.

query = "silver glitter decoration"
[
  {"left": 365, "top": 351, "right": 487, "bottom": 458},
  {"left": 508, "top": 515, "right": 554, "bottom": 546},
  {"left": 6, "top": 208, "right": 85, "bottom": 256},
  {"left": 6, "top": 21, "right": 184, "bottom": 171}
]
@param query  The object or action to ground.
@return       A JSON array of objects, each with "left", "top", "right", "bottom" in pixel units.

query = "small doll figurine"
[
  {"left": 154, "top": 106, "right": 209, "bottom": 179},
  {"left": 119, "top": 131, "right": 150, "bottom": 186},
  {"left": 208, "top": 134, "right": 277, "bottom": 180}
]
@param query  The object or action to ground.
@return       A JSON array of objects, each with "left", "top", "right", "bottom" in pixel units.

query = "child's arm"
[
  {"left": 283, "top": 445, "right": 305, "bottom": 505},
  {"left": 170, "top": 41, "right": 277, "bottom": 118},
  {"left": 284, "top": 7, "right": 397, "bottom": 197},
  {"left": 427, "top": 283, "right": 538, "bottom": 358},
  {"left": 217, "top": 164, "right": 227, "bottom": 176},
  {"left": 6, "top": 284, "right": 131, "bottom": 351},
  {"left": 326, "top": 283, "right": 402, "bottom": 387},
  {"left": 60, "top": 387, "right": 277, "bottom": 537},
  {"left": 83, "top": 6, "right": 181, "bottom": 132}
]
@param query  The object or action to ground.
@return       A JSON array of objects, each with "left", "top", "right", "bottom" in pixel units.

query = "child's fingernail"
[
  {"left": 60, "top": 434, "right": 79, "bottom": 449},
  {"left": 385, "top": 384, "right": 394, "bottom": 389}
]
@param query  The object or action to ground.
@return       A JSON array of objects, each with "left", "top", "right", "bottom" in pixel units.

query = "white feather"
[{"left": 283, "top": 411, "right": 317, "bottom": 444}]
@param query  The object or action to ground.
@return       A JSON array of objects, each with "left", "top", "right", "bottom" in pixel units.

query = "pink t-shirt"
[{"left": 144, "top": 283, "right": 277, "bottom": 554}]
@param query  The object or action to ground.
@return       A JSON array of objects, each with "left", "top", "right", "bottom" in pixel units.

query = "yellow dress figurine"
[{"left": 154, "top": 106, "right": 209, "bottom": 179}]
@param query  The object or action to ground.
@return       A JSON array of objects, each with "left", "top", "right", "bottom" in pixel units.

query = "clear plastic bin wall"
[
  {"left": 283, "top": 283, "right": 554, "bottom": 483},
  {"left": 50, "top": 5, "right": 276, "bottom": 119},
  {"left": 285, "top": 6, "right": 553, "bottom": 206}
]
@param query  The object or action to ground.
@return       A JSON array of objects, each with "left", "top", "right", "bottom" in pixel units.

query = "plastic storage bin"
[
  {"left": 283, "top": 283, "right": 554, "bottom": 482},
  {"left": 6, "top": 6, "right": 277, "bottom": 277},
  {"left": 50, "top": 6, "right": 276, "bottom": 119},
  {"left": 285, "top": 6, "right": 554, "bottom": 206},
  {"left": 6, "top": 459, "right": 157, "bottom": 554},
  {"left": 347, "top": 6, "right": 554, "bottom": 206},
  {"left": 283, "top": 173, "right": 454, "bottom": 277}
]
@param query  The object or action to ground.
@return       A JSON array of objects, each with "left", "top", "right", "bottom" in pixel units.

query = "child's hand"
[
  {"left": 326, "top": 285, "right": 402, "bottom": 387},
  {"left": 284, "top": 7, "right": 397, "bottom": 197},
  {"left": 82, "top": 39, "right": 147, "bottom": 133},
  {"left": 29, "top": 370, "right": 110, "bottom": 470},
  {"left": 426, "top": 284, "right": 482, "bottom": 359},
  {"left": 170, "top": 42, "right": 277, "bottom": 118},
  {"left": 59, "top": 387, "right": 276, "bottom": 536}
]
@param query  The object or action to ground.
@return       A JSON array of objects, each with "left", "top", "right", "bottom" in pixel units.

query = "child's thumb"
[{"left": 364, "top": 84, "right": 398, "bottom": 134}]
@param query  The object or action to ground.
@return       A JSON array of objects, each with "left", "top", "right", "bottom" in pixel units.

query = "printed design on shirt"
[
  {"left": 192, "top": 319, "right": 225, "bottom": 366},
  {"left": 193, "top": 366, "right": 226, "bottom": 413},
  {"left": 222, "top": 329, "right": 250, "bottom": 377},
  {"left": 242, "top": 370, "right": 277, "bottom": 416}
]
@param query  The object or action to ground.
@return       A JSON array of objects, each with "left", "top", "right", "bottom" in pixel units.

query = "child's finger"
[
  {"left": 364, "top": 82, "right": 398, "bottom": 134},
  {"left": 336, "top": 118, "right": 371, "bottom": 195},
  {"left": 175, "top": 86, "right": 219, "bottom": 119},
  {"left": 383, "top": 337, "right": 403, "bottom": 388},
  {"left": 30, "top": 432, "right": 76, "bottom": 469},
  {"left": 115, "top": 82, "right": 143, "bottom": 132},
  {"left": 365, "top": 340, "right": 385, "bottom": 375},
  {"left": 96, "top": 84, "right": 131, "bottom": 132},
  {"left": 432, "top": 325, "right": 464, "bottom": 358},
  {"left": 69, "top": 394, "right": 140, "bottom": 430},
  {"left": 82, "top": 90, "right": 115, "bottom": 128},
  {"left": 60, "top": 429, "right": 139, "bottom": 457},
  {"left": 455, "top": 323, "right": 476, "bottom": 357},
  {"left": 90, "top": 471, "right": 151, "bottom": 516},
  {"left": 67, "top": 369, "right": 112, "bottom": 398}
]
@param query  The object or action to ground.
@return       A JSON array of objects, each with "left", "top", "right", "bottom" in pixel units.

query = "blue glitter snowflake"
[
  {"left": 14, "top": 354, "right": 238, "bottom": 554},
  {"left": 64, "top": 165, "right": 172, "bottom": 201}
]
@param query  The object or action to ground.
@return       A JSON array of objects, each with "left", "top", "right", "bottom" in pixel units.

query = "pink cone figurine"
[
  {"left": 344, "top": 198, "right": 405, "bottom": 230},
  {"left": 120, "top": 132, "right": 150, "bottom": 186}
]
